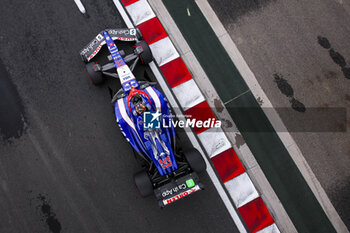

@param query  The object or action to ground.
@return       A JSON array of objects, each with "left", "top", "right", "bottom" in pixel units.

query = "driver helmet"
[{"left": 132, "top": 95, "right": 147, "bottom": 115}]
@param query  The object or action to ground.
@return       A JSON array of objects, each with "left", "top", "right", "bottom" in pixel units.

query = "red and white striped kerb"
[{"left": 120, "top": 0, "right": 279, "bottom": 232}]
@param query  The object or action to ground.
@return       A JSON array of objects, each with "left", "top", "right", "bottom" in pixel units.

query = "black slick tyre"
[
  {"left": 134, "top": 170, "right": 153, "bottom": 197},
  {"left": 86, "top": 62, "right": 103, "bottom": 85},
  {"left": 184, "top": 148, "right": 206, "bottom": 173}
]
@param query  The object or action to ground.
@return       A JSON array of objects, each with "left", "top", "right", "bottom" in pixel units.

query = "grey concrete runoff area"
[
  {"left": 0, "top": 1, "right": 239, "bottom": 233},
  {"left": 207, "top": 0, "right": 350, "bottom": 230}
]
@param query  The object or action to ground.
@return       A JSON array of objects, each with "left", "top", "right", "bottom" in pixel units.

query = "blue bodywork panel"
[
  {"left": 103, "top": 31, "right": 178, "bottom": 176},
  {"left": 114, "top": 86, "right": 177, "bottom": 176},
  {"left": 103, "top": 31, "right": 126, "bottom": 68}
]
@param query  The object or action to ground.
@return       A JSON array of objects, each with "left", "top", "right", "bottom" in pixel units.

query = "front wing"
[{"left": 80, "top": 28, "right": 138, "bottom": 62}]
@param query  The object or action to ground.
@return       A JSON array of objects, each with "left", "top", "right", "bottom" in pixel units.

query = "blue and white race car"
[{"left": 80, "top": 29, "right": 206, "bottom": 207}]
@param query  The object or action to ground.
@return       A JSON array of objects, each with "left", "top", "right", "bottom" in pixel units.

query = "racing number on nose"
[{"left": 116, "top": 60, "right": 124, "bottom": 67}]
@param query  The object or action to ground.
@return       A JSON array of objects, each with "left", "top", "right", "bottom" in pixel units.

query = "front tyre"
[
  {"left": 134, "top": 170, "right": 154, "bottom": 197},
  {"left": 86, "top": 62, "right": 103, "bottom": 85},
  {"left": 184, "top": 148, "right": 207, "bottom": 173}
]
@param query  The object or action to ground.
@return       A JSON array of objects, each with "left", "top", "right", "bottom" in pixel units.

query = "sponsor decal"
[
  {"left": 186, "top": 178, "right": 195, "bottom": 188},
  {"left": 130, "top": 29, "right": 136, "bottom": 35},
  {"left": 163, "top": 185, "right": 200, "bottom": 205},
  {"left": 108, "top": 29, "right": 136, "bottom": 36},
  {"left": 88, "top": 43, "right": 104, "bottom": 60},
  {"left": 158, "top": 156, "right": 172, "bottom": 169},
  {"left": 117, "top": 66, "right": 134, "bottom": 84},
  {"left": 143, "top": 111, "right": 161, "bottom": 129},
  {"left": 112, "top": 37, "right": 136, "bottom": 41},
  {"left": 81, "top": 34, "right": 104, "bottom": 55},
  {"left": 161, "top": 183, "right": 187, "bottom": 198},
  {"left": 82, "top": 29, "right": 137, "bottom": 60}
]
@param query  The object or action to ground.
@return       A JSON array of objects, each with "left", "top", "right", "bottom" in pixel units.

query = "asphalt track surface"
[{"left": 0, "top": 1, "right": 239, "bottom": 233}]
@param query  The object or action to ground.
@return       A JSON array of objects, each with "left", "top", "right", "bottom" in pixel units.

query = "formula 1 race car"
[{"left": 80, "top": 29, "right": 206, "bottom": 207}]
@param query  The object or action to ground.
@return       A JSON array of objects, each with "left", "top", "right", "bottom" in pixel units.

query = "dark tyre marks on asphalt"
[
  {"left": 318, "top": 36, "right": 350, "bottom": 79},
  {"left": 290, "top": 98, "right": 306, "bottom": 113},
  {"left": 342, "top": 67, "right": 350, "bottom": 79},
  {"left": 36, "top": 194, "right": 62, "bottom": 233},
  {"left": 318, "top": 36, "right": 331, "bottom": 49},
  {"left": 329, "top": 49, "right": 346, "bottom": 68},
  {"left": 273, "top": 74, "right": 294, "bottom": 97},
  {"left": 273, "top": 73, "right": 306, "bottom": 112},
  {"left": 0, "top": 58, "right": 26, "bottom": 141}
]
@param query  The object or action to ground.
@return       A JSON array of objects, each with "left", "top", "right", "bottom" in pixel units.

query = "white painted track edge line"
[
  {"left": 74, "top": 0, "right": 86, "bottom": 14},
  {"left": 113, "top": 2, "right": 247, "bottom": 233},
  {"left": 195, "top": 0, "right": 349, "bottom": 232},
  {"left": 113, "top": 0, "right": 134, "bottom": 28}
]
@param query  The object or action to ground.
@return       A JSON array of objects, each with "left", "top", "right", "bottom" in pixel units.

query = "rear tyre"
[
  {"left": 135, "top": 40, "right": 153, "bottom": 64},
  {"left": 86, "top": 62, "right": 103, "bottom": 85},
  {"left": 134, "top": 170, "right": 154, "bottom": 197},
  {"left": 184, "top": 148, "right": 206, "bottom": 173}
]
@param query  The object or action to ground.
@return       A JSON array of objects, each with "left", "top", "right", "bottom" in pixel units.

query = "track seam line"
[
  {"left": 73, "top": 0, "right": 86, "bottom": 14},
  {"left": 223, "top": 90, "right": 251, "bottom": 106}
]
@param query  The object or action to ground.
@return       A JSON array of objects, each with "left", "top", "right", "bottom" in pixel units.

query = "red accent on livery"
[
  {"left": 88, "top": 43, "right": 103, "bottom": 60},
  {"left": 127, "top": 87, "right": 152, "bottom": 112},
  {"left": 114, "top": 37, "right": 136, "bottom": 41},
  {"left": 158, "top": 156, "right": 172, "bottom": 169},
  {"left": 116, "top": 60, "right": 124, "bottom": 67},
  {"left": 164, "top": 186, "right": 199, "bottom": 205}
]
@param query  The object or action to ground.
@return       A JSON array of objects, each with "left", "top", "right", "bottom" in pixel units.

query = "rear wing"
[{"left": 80, "top": 28, "right": 138, "bottom": 62}]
